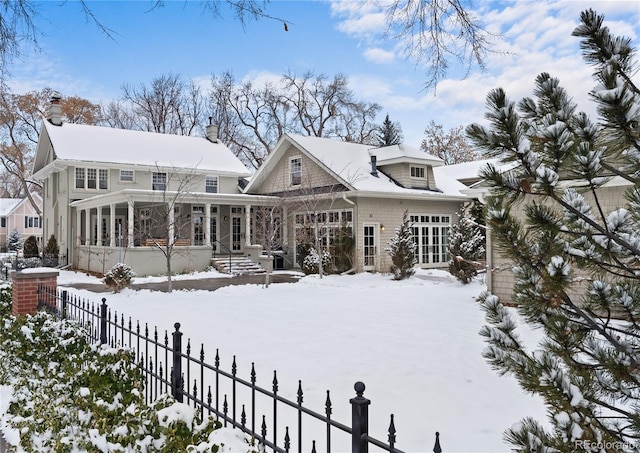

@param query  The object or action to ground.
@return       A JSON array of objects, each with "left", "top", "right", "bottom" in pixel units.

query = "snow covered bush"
[
  {"left": 0, "top": 308, "right": 259, "bottom": 452},
  {"left": 467, "top": 9, "right": 640, "bottom": 450},
  {"left": 387, "top": 212, "right": 417, "bottom": 280},
  {"left": 448, "top": 206, "right": 485, "bottom": 284},
  {"left": 104, "top": 262, "right": 136, "bottom": 293},
  {"left": 302, "top": 248, "right": 331, "bottom": 275}
]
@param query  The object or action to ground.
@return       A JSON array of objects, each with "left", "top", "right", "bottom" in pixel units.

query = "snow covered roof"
[
  {"left": 38, "top": 122, "right": 251, "bottom": 176},
  {"left": 433, "top": 159, "right": 500, "bottom": 187},
  {"left": 373, "top": 143, "right": 443, "bottom": 166},
  {"left": 0, "top": 198, "right": 22, "bottom": 216},
  {"left": 247, "top": 134, "right": 469, "bottom": 199}
]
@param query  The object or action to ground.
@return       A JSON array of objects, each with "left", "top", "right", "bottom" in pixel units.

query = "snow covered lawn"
[{"left": 58, "top": 269, "right": 547, "bottom": 453}]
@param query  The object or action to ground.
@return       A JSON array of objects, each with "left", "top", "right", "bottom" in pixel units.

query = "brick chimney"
[
  {"left": 206, "top": 117, "right": 219, "bottom": 143},
  {"left": 48, "top": 94, "right": 62, "bottom": 126}
]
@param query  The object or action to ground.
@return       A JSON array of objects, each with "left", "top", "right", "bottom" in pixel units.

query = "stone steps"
[{"left": 211, "top": 256, "right": 265, "bottom": 275}]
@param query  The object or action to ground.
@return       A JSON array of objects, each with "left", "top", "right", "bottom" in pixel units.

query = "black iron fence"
[{"left": 37, "top": 285, "right": 443, "bottom": 453}]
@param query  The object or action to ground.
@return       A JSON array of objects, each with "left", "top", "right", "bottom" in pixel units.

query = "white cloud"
[{"left": 363, "top": 47, "right": 395, "bottom": 64}]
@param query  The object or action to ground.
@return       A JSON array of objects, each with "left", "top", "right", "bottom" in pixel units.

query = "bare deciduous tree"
[
  {"left": 385, "top": 0, "right": 498, "bottom": 89},
  {"left": 135, "top": 165, "right": 201, "bottom": 293},
  {"left": 421, "top": 120, "right": 477, "bottom": 165},
  {"left": 0, "top": 87, "right": 101, "bottom": 209},
  {"left": 209, "top": 71, "right": 382, "bottom": 169},
  {"left": 117, "top": 73, "right": 204, "bottom": 136}
]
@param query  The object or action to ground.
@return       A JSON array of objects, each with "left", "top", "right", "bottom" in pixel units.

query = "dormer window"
[
  {"left": 410, "top": 166, "right": 426, "bottom": 179},
  {"left": 290, "top": 157, "right": 302, "bottom": 186}
]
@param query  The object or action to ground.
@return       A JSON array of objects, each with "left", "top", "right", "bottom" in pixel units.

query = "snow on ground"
[{"left": 57, "top": 269, "right": 547, "bottom": 453}]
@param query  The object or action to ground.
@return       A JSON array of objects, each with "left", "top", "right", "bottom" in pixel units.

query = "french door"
[{"left": 363, "top": 224, "right": 377, "bottom": 271}]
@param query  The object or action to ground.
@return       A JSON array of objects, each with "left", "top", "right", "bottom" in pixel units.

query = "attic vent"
[{"left": 370, "top": 155, "right": 378, "bottom": 177}]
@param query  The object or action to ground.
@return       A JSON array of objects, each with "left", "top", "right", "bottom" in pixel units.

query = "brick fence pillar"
[{"left": 11, "top": 269, "right": 59, "bottom": 316}]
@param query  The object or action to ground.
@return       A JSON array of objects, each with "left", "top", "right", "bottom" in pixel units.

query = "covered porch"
[{"left": 68, "top": 190, "right": 281, "bottom": 276}]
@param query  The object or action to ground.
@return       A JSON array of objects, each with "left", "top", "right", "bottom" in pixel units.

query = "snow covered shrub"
[
  {"left": 22, "top": 235, "right": 39, "bottom": 258},
  {"left": 448, "top": 207, "right": 485, "bottom": 284},
  {"left": 0, "top": 283, "right": 10, "bottom": 317},
  {"left": 15, "top": 257, "right": 40, "bottom": 270},
  {"left": 0, "top": 310, "right": 259, "bottom": 452},
  {"left": 387, "top": 212, "right": 417, "bottom": 280},
  {"left": 104, "top": 262, "right": 136, "bottom": 292},
  {"left": 302, "top": 248, "right": 332, "bottom": 275}
]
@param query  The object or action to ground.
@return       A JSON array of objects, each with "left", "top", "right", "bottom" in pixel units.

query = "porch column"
[
  {"left": 109, "top": 204, "right": 116, "bottom": 247},
  {"left": 127, "top": 200, "right": 134, "bottom": 247},
  {"left": 84, "top": 208, "right": 91, "bottom": 245},
  {"left": 205, "top": 203, "right": 211, "bottom": 246},
  {"left": 75, "top": 208, "right": 81, "bottom": 246},
  {"left": 244, "top": 204, "right": 251, "bottom": 246},
  {"left": 96, "top": 206, "right": 103, "bottom": 246},
  {"left": 282, "top": 205, "right": 288, "bottom": 247},
  {"left": 169, "top": 204, "right": 175, "bottom": 245}
]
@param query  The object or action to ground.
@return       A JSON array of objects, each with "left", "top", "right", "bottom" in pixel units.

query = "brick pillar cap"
[{"left": 12, "top": 269, "right": 60, "bottom": 280}]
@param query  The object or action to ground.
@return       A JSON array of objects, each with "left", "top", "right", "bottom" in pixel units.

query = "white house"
[{"left": 33, "top": 98, "right": 472, "bottom": 276}]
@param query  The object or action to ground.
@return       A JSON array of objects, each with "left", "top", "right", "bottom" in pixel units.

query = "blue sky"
[{"left": 8, "top": 0, "right": 640, "bottom": 146}]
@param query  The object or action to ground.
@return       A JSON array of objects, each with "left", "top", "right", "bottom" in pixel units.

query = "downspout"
[{"left": 341, "top": 193, "right": 357, "bottom": 275}]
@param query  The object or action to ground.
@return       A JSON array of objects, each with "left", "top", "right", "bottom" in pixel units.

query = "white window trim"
[
  {"left": 75, "top": 167, "right": 109, "bottom": 190},
  {"left": 410, "top": 165, "right": 426, "bottom": 179},
  {"left": 120, "top": 169, "right": 135, "bottom": 183},
  {"left": 290, "top": 156, "right": 302, "bottom": 186},
  {"left": 205, "top": 175, "right": 219, "bottom": 193},
  {"left": 152, "top": 172, "right": 167, "bottom": 191}
]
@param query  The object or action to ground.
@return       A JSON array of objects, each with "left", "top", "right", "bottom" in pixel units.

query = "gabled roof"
[
  {"left": 0, "top": 199, "right": 22, "bottom": 216},
  {"left": 245, "top": 134, "right": 469, "bottom": 199},
  {"left": 33, "top": 121, "right": 251, "bottom": 177},
  {"left": 0, "top": 193, "right": 41, "bottom": 217}
]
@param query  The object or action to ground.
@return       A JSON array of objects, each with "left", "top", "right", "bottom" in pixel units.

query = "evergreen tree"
[
  {"left": 22, "top": 235, "right": 38, "bottom": 258},
  {"left": 387, "top": 211, "right": 417, "bottom": 280},
  {"left": 376, "top": 113, "right": 403, "bottom": 146},
  {"left": 44, "top": 235, "right": 59, "bottom": 257},
  {"left": 7, "top": 228, "right": 21, "bottom": 252},
  {"left": 448, "top": 206, "right": 485, "bottom": 284},
  {"left": 467, "top": 9, "right": 640, "bottom": 450}
]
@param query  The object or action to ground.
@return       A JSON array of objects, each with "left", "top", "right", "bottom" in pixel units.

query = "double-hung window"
[
  {"left": 205, "top": 176, "right": 218, "bottom": 193},
  {"left": 87, "top": 168, "right": 97, "bottom": 189},
  {"left": 99, "top": 169, "right": 109, "bottom": 189},
  {"left": 75, "top": 168, "right": 85, "bottom": 189},
  {"left": 153, "top": 172, "right": 167, "bottom": 191},
  {"left": 290, "top": 157, "right": 302, "bottom": 186},
  {"left": 75, "top": 167, "right": 108, "bottom": 190},
  {"left": 120, "top": 170, "right": 134, "bottom": 182}
]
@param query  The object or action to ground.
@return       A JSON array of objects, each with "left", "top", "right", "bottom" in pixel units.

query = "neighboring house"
[
  {"left": 33, "top": 98, "right": 471, "bottom": 276},
  {"left": 447, "top": 158, "right": 632, "bottom": 306},
  {"left": 244, "top": 134, "right": 470, "bottom": 273},
  {"left": 0, "top": 194, "right": 43, "bottom": 252}
]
